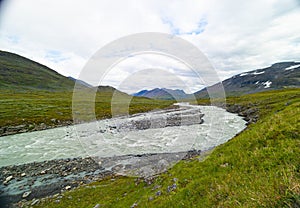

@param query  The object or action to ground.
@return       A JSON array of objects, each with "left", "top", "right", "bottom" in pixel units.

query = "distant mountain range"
[
  {"left": 133, "top": 62, "right": 300, "bottom": 99},
  {"left": 1, "top": 50, "right": 299, "bottom": 98},
  {"left": 133, "top": 88, "right": 189, "bottom": 100}
]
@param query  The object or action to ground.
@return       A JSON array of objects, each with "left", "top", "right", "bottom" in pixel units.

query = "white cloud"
[
  {"left": 0, "top": 0, "right": 299, "bottom": 93},
  {"left": 101, "top": 53, "right": 204, "bottom": 94}
]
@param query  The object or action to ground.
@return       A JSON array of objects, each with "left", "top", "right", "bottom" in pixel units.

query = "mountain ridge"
[
  {"left": 133, "top": 88, "right": 190, "bottom": 100},
  {"left": 194, "top": 61, "right": 300, "bottom": 98}
]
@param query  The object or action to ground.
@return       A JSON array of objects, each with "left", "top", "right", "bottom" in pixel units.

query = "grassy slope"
[
  {"left": 0, "top": 51, "right": 75, "bottom": 91},
  {"left": 32, "top": 88, "right": 300, "bottom": 208}
]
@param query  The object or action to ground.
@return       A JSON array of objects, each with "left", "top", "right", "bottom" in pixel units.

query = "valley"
[
  {"left": 6, "top": 88, "right": 298, "bottom": 208},
  {"left": 0, "top": 50, "right": 299, "bottom": 207}
]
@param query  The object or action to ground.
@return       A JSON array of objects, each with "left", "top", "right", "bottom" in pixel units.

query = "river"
[{"left": 0, "top": 104, "right": 247, "bottom": 167}]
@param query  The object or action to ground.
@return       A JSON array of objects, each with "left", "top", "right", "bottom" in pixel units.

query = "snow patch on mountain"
[
  {"left": 252, "top": 71, "right": 265, "bottom": 75},
  {"left": 239, "top": 73, "right": 249, "bottom": 76},
  {"left": 263, "top": 81, "right": 272, "bottom": 88},
  {"left": 285, "top": 64, "right": 300, "bottom": 70}
]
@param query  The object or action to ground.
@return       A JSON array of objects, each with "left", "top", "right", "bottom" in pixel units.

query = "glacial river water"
[{"left": 0, "top": 104, "right": 247, "bottom": 167}]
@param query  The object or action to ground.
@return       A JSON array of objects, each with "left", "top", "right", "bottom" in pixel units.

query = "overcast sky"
[{"left": 0, "top": 0, "right": 300, "bottom": 93}]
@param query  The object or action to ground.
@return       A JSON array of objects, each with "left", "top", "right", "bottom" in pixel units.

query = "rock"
[
  {"left": 8, "top": 125, "right": 26, "bottom": 131},
  {"left": 5, "top": 175, "right": 13, "bottom": 183},
  {"left": 156, "top": 190, "right": 162, "bottom": 196},
  {"left": 31, "top": 199, "right": 40, "bottom": 206},
  {"left": 40, "top": 170, "right": 46, "bottom": 174},
  {"left": 220, "top": 163, "right": 229, "bottom": 168},
  {"left": 28, "top": 124, "right": 35, "bottom": 130},
  {"left": 152, "top": 185, "right": 161, "bottom": 190},
  {"left": 167, "top": 184, "right": 177, "bottom": 193},
  {"left": 131, "top": 202, "right": 138, "bottom": 208},
  {"left": 4, "top": 176, "right": 14, "bottom": 185},
  {"left": 93, "top": 204, "right": 101, "bottom": 208},
  {"left": 245, "top": 108, "right": 256, "bottom": 115},
  {"left": 65, "top": 185, "right": 72, "bottom": 190},
  {"left": 148, "top": 196, "right": 154, "bottom": 201},
  {"left": 167, "top": 183, "right": 177, "bottom": 192},
  {"left": 55, "top": 199, "right": 60, "bottom": 203},
  {"left": 116, "top": 107, "right": 204, "bottom": 131},
  {"left": 36, "top": 123, "right": 48, "bottom": 130},
  {"left": 111, "top": 164, "right": 123, "bottom": 172},
  {"left": 22, "top": 191, "right": 31, "bottom": 198},
  {"left": 0, "top": 127, "right": 6, "bottom": 134},
  {"left": 21, "top": 173, "right": 26, "bottom": 177}
]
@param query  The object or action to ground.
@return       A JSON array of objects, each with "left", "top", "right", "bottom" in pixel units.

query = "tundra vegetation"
[{"left": 27, "top": 88, "right": 299, "bottom": 208}]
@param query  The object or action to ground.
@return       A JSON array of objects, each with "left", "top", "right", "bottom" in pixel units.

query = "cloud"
[
  {"left": 100, "top": 53, "right": 205, "bottom": 93},
  {"left": 116, "top": 68, "right": 197, "bottom": 94},
  {"left": 0, "top": 0, "right": 299, "bottom": 93},
  {"left": 45, "top": 50, "right": 70, "bottom": 63},
  {"left": 162, "top": 17, "right": 207, "bottom": 35}
]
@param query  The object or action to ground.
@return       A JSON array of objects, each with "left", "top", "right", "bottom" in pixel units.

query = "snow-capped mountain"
[{"left": 195, "top": 62, "right": 300, "bottom": 98}]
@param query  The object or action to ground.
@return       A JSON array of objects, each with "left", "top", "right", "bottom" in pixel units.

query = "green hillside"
[
  {"left": 32, "top": 88, "right": 300, "bottom": 208},
  {"left": 0, "top": 50, "right": 76, "bottom": 91}
]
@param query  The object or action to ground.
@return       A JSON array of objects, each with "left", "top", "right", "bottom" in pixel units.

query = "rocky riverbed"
[
  {"left": 0, "top": 120, "right": 73, "bottom": 137},
  {"left": 0, "top": 150, "right": 202, "bottom": 207}
]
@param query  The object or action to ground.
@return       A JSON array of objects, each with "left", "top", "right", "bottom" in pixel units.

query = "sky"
[{"left": 0, "top": 0, "right": 300, "bottom": 93}]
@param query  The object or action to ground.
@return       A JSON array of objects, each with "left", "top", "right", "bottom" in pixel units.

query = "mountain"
[
  {"left": 97, "top": 85, "right": 119, "bottom": 92},
  {"left": 2, "top": 50, "right": 299, "bottom": 98},
  {"left": 133, "top": 88, "right": 190, "bottom": 100},
  {"left": 0, "top": 50, "right": 144, "bottom": 99},
  {"left": 68, "top": 76, "right": 93, "bottom": 88},
  {"left": 195, "top": 62, "right": 300, "bottom": 98},
  {"left": 96, "top": 85, "right": 132, "bottom": 97},
  {"left": 0, "top": 50, "right": 78, "bottom": 91}
]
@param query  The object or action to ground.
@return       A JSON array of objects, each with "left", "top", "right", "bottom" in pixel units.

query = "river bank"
[{"left": 0, "top": 150, "right": 203, "bottom": 207}]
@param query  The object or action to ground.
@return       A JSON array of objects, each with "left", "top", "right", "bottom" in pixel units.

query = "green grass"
[
  {"left": 0, "top": 90, "right": 174, "bottom": 131},
  {"left": 31, "top": 88, "right": 300, "bottom": 208}
]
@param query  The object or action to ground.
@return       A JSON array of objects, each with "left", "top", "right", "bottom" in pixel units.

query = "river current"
[{"left": 0, "top": 104, "right": 247, "bottom": 167}]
